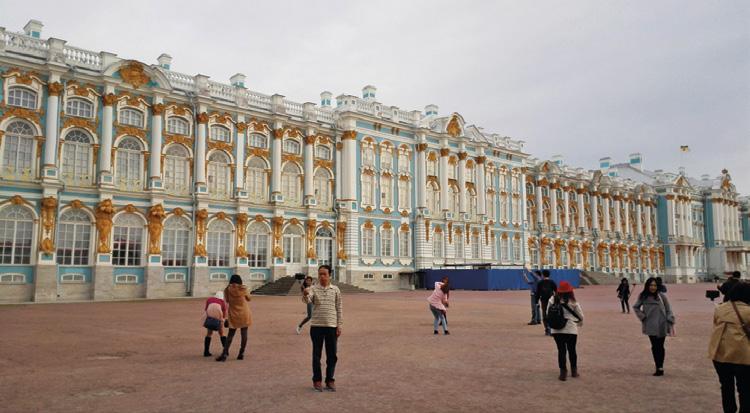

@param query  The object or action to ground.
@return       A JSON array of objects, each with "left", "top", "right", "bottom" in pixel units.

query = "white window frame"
[
  {"left": 167, "top": 117, "right": 190, "bottom": 135},
  {"left": 61, "top": 130, "right": 94, "bottom": 186},
  {"left": 399, "top": 229, "right": 411, "bottom": 257},
  {"left": 7, "top": 87, "right": 37, "bottom": 109},
  {"left": 163, "top": 145, "right": 190, "bottom": 195},
  {"left": 0, "top": 205, "right": 34, "bottom": 265},
  {"left": 1, "top": 120, "right": 36, "bottom": 180},
  {"left": 112, "top": 213, "right": 144, "bottom": 267},
  {"left": 283, "top": 139, "right": 301, "bottom": 154},
  {"left": 115, "top": 137, "right": 144, "bottom": 192},
  {"left": 161, "top": 216, "right": 190, "bottom": 267},
  {"left": 60, "top": 273, "right": 85, "bottom": 283},
  {"left": 65, "top": 98, "right": 94, "bottom": 118},
  {"left": 282, "top": 226, "right": 303, "bottom": 264},
  {"left": 207, "top": 152, "right": 231, "bottom": 199},
  {"left": 361, "top": 227, "right": 375, "bottom": 256},
  {"left": 246, "top": 157, "right": 268, "bottom": 202},
  {"left": 119, "top": 108, "right": 144, "bottom": 128},
  {"left": 248, "top": 134, "right": 267, "bottom": 149},
  {"left": 207, "top": 220, "right": 233, "bottom": 267},
  {"left": 0, "top": 273, "right": 26, "bottom": 284},
  {"left": 56, "top": 209, "right": 92, "bottom": 266},
  {"left": 247, "top": 223, "right": 270, "bottom": 268},
  {"left": 381, "top": 227, "right": 393, "bottom": 257},
  {"left": 210, "top": 125, "right": 231, "bottom": 143},
  {"left": 281, "top": 162, "right": 302, "bottom": 205}
]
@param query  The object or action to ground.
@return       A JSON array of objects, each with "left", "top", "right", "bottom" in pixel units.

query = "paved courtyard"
[{"left": 0, "top": 283, "right": 726, "bottom": 413}]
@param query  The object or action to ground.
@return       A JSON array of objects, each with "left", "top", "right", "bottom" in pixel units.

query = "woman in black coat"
[{"left": 616, "top": 278, "right": 631, "bottom": 314}]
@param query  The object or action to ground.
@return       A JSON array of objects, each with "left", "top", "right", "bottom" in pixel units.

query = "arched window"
[
  {"left": 398, "top": 178, "right": 411, "bottom": 209},
  {"left": 115, "top": 137, "right": 143, "bottom": 192},
  {"left": 167, "top": 117, "right": 189, "bottom": 135},
  {"left": 282, "top": 225, "right": 303, "bottom": 264},
  {"left": 1, "top": 120, "right": 35, "bottom": 179},
  {"left": 56, "top": 209, "right": 91, "bottom": 265},
  {"left": 113, "top": 213, "right": 144, "bottom": 266},
  {"left": 0, "top": 205, "right": 34, "bottom": 264},
  {"left": 513, "top": 197, "right": 521, "bottom": 223},
  {"left": 471, "top": 231, "right": 480, "bottom": 259},
  {"left": 120, "top": 108, "right": 144, "bottom": 128},
  {"left": 315, "top": 145, "right": 331, "bottom": 160},
  {"left": 381, "top": 226, "right": 393, "bottom": 257},
  {"left": 61, "top": 130, "right": 93, "bottom": 186},
  {"left": 248, "top": 134, "right": 267, "bottom": 149},
  {"left": 207, "top": 220, "right": 232, "bottom": 267},
  {"left": 207, "top": 151, "right": 231, "bottom": 198},
  {"left": 448, "top": 157, "right": 457, "bottom": 180},
  {"left": 487, "top": 193, "right": 496, "bottom": 221},
  {"left": 427, "top": 156, "right": 438, "bottom": 176},
  {"left": 210, "top": 125, "right": 231, "bottom": 142},
  {"left": 314, "top": 168, "right": 332, "bottom": 208},
  {"left": 380, "top": 174, "right": 393, "bottom": 209},
  {"left": 7, "top": 87, "right": 36, "bottom": 109},
  {"left": 426, "top": 182, "right": 440, "bottom": 215},
  {"left": 247, "top": 222, "right": 269, "bottom": 268},
  {"left": 361, "top": 173, "right": 374, "bottom": 206},
  {"left": 500, "top": 194, "right": 509, "bottom": 221},
  {"left": 164, "top": 145, "right": 190, "bottom": 195},
  {"left": 281, "top": 162, "right": 301, "bottom": 205},
  {"left": 512, "top": 175, "right": 521, "bottom": 192},
  {"left": 361, "top": 226, "right": 374, "bottom": 256},
  {"left": 398, "top": 151, "right": 410, "bottom": 173},
  {"left": 450, "top": 185, "right": 460, "bottom": 216},
  {"left": 162, "top": 216, "right": 190, "bottom": 267},
  {"left": 315, "top": 227, "right": 334, "bottom": 266},
  {"left": 467, "top": 164, "right": 476, "bottom": 183},
  {"left": 501, "top": 236, "right": 510, "bottom": 262},
  {"left": 433, "top": 230, "right": 444, "bottom": 258},
  {"left": 66, "top": 98, "right": 94, "bottom": 118},
  {"left": 513, "top": 237, "right": 522, "bottom": 262},
  {"left": 455, "top": 230, "right": 464, "bottom": 259},
  {"left": 380, "top": 147, "right": 393, "bottom": 170},
  {"left": 283, "top": 139, "right": 300, "bottom": 154},
  {"left": 399, "top": 227, "right": 411, "bottom": 257},
  {"left": 467, "top": 189, "right": 477, "bottom": 220},
  {"left": 362, "top": 145, "right": 375, "bottom": 167},
  {"left": 246, "top": 157, "right": 268, "bottom": 202}
]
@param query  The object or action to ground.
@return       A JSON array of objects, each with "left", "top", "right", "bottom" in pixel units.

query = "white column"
[
  {"left": 195, "top": 112, "right": 208, "bottom": 186},
  {"left": 416, "top": 141, "right": 427, "bottom": 209},
  {"left": 614, "top": 197, "right": 621, "bottom": 234},
  {"left": 271, "top": 123, "right": 283, "bottom": 197},
  {"left": 43, "top": 77, "right": 61, "bottom": 170},
  {"left": 576, "top": 190, "right": 585, "bottom": 230},
  {"left": 550, "top": 185, "right": 558, "bottom": 227},
  {"left": 520, "top": 174, "right": 528, "bottom": 223},
  {"left": 666, "top": 197, "right": 675, "bottom": 236},
  {"left": 341, "top": 130, "right": 357, "bottom": 200},
  {"left": 623, "top": 199, "right": 630, "bottom": 236},
  {"left": 645, "top": 203, "right": 653, "bottom": 236},
  {"left": 636, "top": 202, "right": 643, "bottom": 236},
  {"left": 149, "top": 97, "right": 164, "bottom": 184},
  {"left": 686, "top": 201, "right": 694, "bottom": 239},
  {"left": 303, "top": 132, "right": 314, "bottom": 203},
  {"left": 235, "top": 119, "right": 246, "bottom": 192},
  {"left": 591, "top": 194, "right": 599, "bottom": 230},
  {"left": 335, "top": 143, "right": 341, "bottom": 200},
  {"left": 535, "top": 184, "right": 543, "bottom": 225},
  {"left": 458, "top": 151, "right": 467, "bottom": 213},
  {"left": 603, "top": 196, "right": 611, "bottom": 231},
  {"left": 439, "top": 147, "right": 449, "bottom": 211},
  {"left": 563, "top": 189, "right": 570, "bottom": 229},
  {"left": 476, "top": 155, "right": 486, "bottom": 215},
  {"left": 99, "top": 89, "right": 115, "bottom": 177}
]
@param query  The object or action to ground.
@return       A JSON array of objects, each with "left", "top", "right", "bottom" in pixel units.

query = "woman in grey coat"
[{"left": 633, "top": 277, "right": 675, "bottom": 376}]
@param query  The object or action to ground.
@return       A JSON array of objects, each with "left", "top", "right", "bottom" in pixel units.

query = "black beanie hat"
[{"left": 229, "top": 274, "right": 243, "bottom": 285}]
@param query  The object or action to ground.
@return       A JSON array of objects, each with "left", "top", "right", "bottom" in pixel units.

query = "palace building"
[{"left": 0, "top": 20, "right": 747, "bottom": 302}]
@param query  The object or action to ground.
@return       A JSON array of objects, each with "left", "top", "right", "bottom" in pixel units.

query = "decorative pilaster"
[
  {"left": 602, "top": 195, "right": 611, "bottom": 232},
  {"left": 576, "top": 189, "right": 585, "bottom": 230},
  {"left": 340, "top": 130, "right": 357, "bottom": 205},
  {"left": 149, "top": 100, "right": 164, "bottom": 190},
  {"left": 303, "top": 133, "right": 315, "bottom": 206},
  {"left": 194, "top": 112, "right": 208, "bottom": 194},
  {"left": 636, "top": 202, "right": 643, "bottom": 236},
  {"left": 439, "top": 146, "right": 449, "bottom": 212},
  {"left": 476, "top": 155, "right": 486, "bottom": 216},
  {"left": 535, "top": 184, "right": 543, "bottom": 226},
  {"left": 613, "top": 196, "right": 621, "bottom": 235},
  {"left": 416, "top": 141, "right": 427, "bottom": 210},
  {"left": 591, "top": 193, "right": 599, "bottom": 231},
  {"left": 235, "top": 120, "right": 247, "bottom": 197},
  {"left": 563, "top": 189, "right": 570, "bottom": 230},
  {"left": 42, "top": 80, "right": 63, "bottom": 180},
  {"left": 99, "top": 91, "right": 116, "bottom": 186},
  {"left": 550, "top": 183, "right": 558, "bottom": 227},
  {"left": 457, "top": 151, "right": 467, "bottom": 214}
]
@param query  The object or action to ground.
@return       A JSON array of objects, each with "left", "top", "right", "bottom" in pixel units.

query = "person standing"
[
  {"left": 523, "top": 270, "right": 542, "bottom": 325},
  {"left": 656, "top": 277, "right": 668, "bottom": 293},
  {"left": 718, "top": 271, "right": 742, "bottom": 303},
  {"left": 303, "top": 265, "right": 343, "bottom": 392},
  {"left": 536, "top": 270, "right": 558, "bottom": 336},
  {"left": 428, "top": 276, "right": 450, "bottom": 335},
  {"left": 297, "top": 276, "right": 314, "bottom": 334},
  {"left": 709, "top": 281, "right": 750, "bottom": 413},
  {"left": 633, "top": 277, "right": 675, "bottom": 376},
  {"left": 548, "top": 281, "right": 583, "bottom": 381},
  {"left": 216, "top": 274, "right": 252, "bottom": 362},
  {"left": 616, "top": 278, "right": 631, "bottom": 314},
  {"left": 202, "top": 291, "right": 227, "bottom": 357}
]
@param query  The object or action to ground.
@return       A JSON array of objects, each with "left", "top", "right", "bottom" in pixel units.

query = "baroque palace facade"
[{"left": 0, "top": 20, "right": 748, "bottom": 302}]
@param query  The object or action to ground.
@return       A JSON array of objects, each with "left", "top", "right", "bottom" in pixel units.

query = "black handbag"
[{"left": 203, "top": 317, "right": 221, "bottom": 331}]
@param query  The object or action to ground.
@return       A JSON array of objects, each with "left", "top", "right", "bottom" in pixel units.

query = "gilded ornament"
[
  {"left": 116, "top": 124, "right": 146, "bottom": 140},
  {"left": 235, "top": 213, "right": 249, "bottom": 258},
  {"left": 197, "top": 112, "right": 209, "bottom": 124},
  {"left": 273, "top": 128, "right": 284, "bottom": 139},
  {"left": 194, "top": 209, "right": 209, "bottom": 257},
  {"left": 62, "top": 117, "right": 97, "bottom": 132},
  {"left": 416, "top": 143, "right": 428, "bottom": 152},
  {"left": 95, "top": 200, "right": 115, "bottom": 253},
  {"left": 476, "top": 156, "right": 486, "bottom": 164},
  {"left": 446, "top": 115, "right": 461, "bottom": 137},
  {"left": 119, "top": 61, "right": 151, "bottom": 89},
  {"left": 151, "top": 103, "right": 165, "bottom": 116},
  {"left": 40, "top": 237, "right": 55, "bottom": 254},
  {"left": 271, "top": 216, "right": 284, "bottom": 258},
  {"left": 47, "top": 82, "right": 63, "bottom": 96},
  {"left": 41, "top": 196, "right": 57, "bottom": 234},
  {"left": 102, "top": 93, "right": 117, "bottom": 106},
  {"left": 236, "top": 122, "right": 248, "bottom": 133},
  {"left": 69, "top": 200, "right": 84, "bottom": 209},
  {"left": 216, "top": 211, "right": 227, "bottom": 221},
  {"left": 304, "top": 135, "right": 316, "bottom": 145},
  {"left": 440, "top": 148, "right": 450, "bottom": 157},
  {"left": 172, "top": 207, "right": 185, "bottom": 216},
  {"left": 306, "top": 219, "right": 317, "bottom": 259},
  {"left": 341, "top": 130, "right": 357, "bottom": 141},
  {"left": 0, "top": 106, "right": 41, "bottom": 124},
  {"left": 336, "top": 221, "right": 347, "bottom": 260},
  {"left": 335, "top": 142, "right": 343, "bottom": 151},
  {"left": 147, "top": 204, "right": 167, "bottom": 255},
  {"left": 254, "top": 214, "right": 266, "bottom": 222}
]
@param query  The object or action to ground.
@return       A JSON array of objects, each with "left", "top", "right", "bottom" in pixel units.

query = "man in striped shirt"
[{"left": 303, "top": 264, "right": 343, "bottom": 392}]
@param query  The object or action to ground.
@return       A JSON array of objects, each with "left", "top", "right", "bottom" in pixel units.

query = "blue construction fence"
[{"left": 422, "top": 269, "right": 580, "bottom": 291}]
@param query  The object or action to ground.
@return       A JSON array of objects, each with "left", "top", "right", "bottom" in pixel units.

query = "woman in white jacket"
[{"left": 548, "top": 281, "right": 584, "bottom": 381}]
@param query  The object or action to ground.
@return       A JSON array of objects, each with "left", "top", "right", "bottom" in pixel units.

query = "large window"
[
  {"left": 247, "top": 222, "right": 269, "bottom": 268},
  {"left": 314, "top": 168, "right": 332, "bottom": 208},
  {"left": 281, "top": 162, "right": 301, "bottom": 205},
  {"left": 57, "top": 209, "right": 91, "bottom": 266},
  {"left": 380, "top": 148, "right": 393, "bottom": 170},
  {"left": 362, "top": 174, "right": 374, "bottom": 206},
  {"left": 513, "top": 237, "right": 521, "bottom": 262},
  {"left": 0, "top": 205, "right": 34, "bottom": 264},
  {"left": 361, "top": 226, "right": 374, "bottom": 256},
  {"left": 164, "top": 145, "right": 190, "bottom": 195},
  {"left": 381, "top": 227, "right": 393, "bottom": 257},
  {"left": 362, "top": 145, "right": 375, "bottom": 167},
  {"left": 61, "top": 130, "right": 93, "bottom": 186},
  {"left": 433, "top": 230, "right": 443, "bottom": 258},
  {"left": 427, "top": 156, "right": 438, "bottom": 176},
  {"left": 66, "top": 98, "right": 94, "bottom": 118},
  {"left": 471, "top": 232, "right": 480, "bottom": 259},
  {"left": 1, "top": 120, "right": 35, "bottom": 179},
  {"left": 248, "top": 134, "right": 267, "bottom": 149},
  {"left": 468, "top": 190, "right": 477, "bottom": 220},
  {"left": 115, "top": 137, "right": 143, "bottom": 192},
  {"left": 283, "top": 225, "right": 303, "bottom": 264},
  {"left": 455, "top": 231, "right": 464, "bottom": 259},
  {"left": 427, "top": 182, "right": 440, "bottom": 215},
  {"left": 207, "top": 220, "right": 232, "bottom": 267},
  {"left": 399, "top": 228, "right": 410, "bottom": 257},
  {"left": 398, "top": 179, "right": 411, "bottom": 209},
  {"left": 450, "top": 185, "right": 460, "bottom": 216},
  {"left": 162, "top": 216, "right": 190, "bottom": 267},
  {"left": 210, "top": 125, "right": 231, "bottom": 142},
  {"left": 167, "top": 117, "right": 190, "bottom": 135},
  {"left": 500, "top": 195, "right": 509, "bottom": 221},
  {"left": 380, "top": 175, "right": 393, "bottom": 209},
  {"left": 316, "top": 145, "right": 331, "bottom": 160},
  {"left": 207, "top": 152, "right": 231, "bottom": 198},
  {"left": 487, "top": 194, "right": 496, "bottom": 221},
  {"left": 283, "top": 139, "right": 300, "bottom": 154},
  {"left": 120, "top": 108, "right": 144, "bottom": 128},
  {"left": 398, "top": 152, "right": 410, "bottom": 173},
  {"left": 315, "top": 227, "right": 334, "bottom": 266},
  {"left": 112, "top": 213, "right": 144, "bottom": 266},
  {"left": 246, "top": 157, "right": 268, "bottom": 202},
  {"left": 501, "top": 237, "right": 510, "bottom": 262},
  {"left": 7, "top": 87, "right": 36, "bottom": 109}
]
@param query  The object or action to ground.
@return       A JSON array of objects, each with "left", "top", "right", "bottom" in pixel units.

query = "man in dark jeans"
[
  {"left": 535, "top": 270, "right": 557, "bottom": 336},
  {"left": 522, "top": 269, "right": 541, "bottom": 325},
  {"left": 303, "top": 265, "right": 343, "bottom": 392}
]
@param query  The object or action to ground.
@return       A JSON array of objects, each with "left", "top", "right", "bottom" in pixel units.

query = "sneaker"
[
  {"left": 434, "top": 330, "right": 438, "bottom": 335},
  {"left": 313, "top": 381, "right": 323, "bottom": 392},
  {"left": 444, "top": 331, "right": 450, "bottom": 335},
  {"left": 653, "top": 369, "right": 664, "bottom": 377},
  {"left": 296, "top": 326, "right": 302, "bottom": 335},
  {"left": 325, "top": 381, "right": 336, "bottom": 392}
]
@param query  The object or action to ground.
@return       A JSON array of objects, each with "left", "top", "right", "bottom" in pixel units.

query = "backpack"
[{"left": 547, "top": 297, "right": 581, "bottom": 330}]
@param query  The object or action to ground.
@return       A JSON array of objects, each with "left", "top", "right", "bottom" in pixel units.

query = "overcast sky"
[{"left": 3, "top": 1, "right": 748, "bottom": 193}]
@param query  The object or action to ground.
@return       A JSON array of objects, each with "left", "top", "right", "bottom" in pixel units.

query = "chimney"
[
  {"left": 599, "top": 157, "right": 612, "bottom": 173},
  {"left": 157, "top": 53, "right": 172, "bottom": 70},
  {"left": 320, "top": 91, "right": 332, "bottom": 107},
  {"left": 362, "top": 85, "right": 377, "bottom": 101},
  {"left": 551, "top": 154, "right": 563, "bottom": 166},
  {"left": 230, "top": 73, "right": 246, "bottom": 88},
  {"left": 628, "top": 152, "right": 643, "bottom": 170},
  {"left": 425, "top": 104, "right": 439, "bottom": 116},
  {"left": 23, "top": 19, "right": 43, "bottom": 38}
]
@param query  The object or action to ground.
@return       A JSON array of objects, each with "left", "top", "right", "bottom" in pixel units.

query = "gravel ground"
[{"left": 0, "top": 283, "right": 726, "bottom": 413}]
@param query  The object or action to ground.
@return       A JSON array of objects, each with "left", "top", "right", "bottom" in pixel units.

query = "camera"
[{"left": 705, "top": 290, "right": 720, "bottom": 301}]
